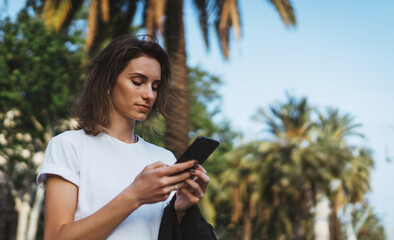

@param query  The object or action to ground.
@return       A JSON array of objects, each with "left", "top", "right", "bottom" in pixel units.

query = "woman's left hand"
[{"left": 174, "top": 164, "right": 209, "bottom": 222}]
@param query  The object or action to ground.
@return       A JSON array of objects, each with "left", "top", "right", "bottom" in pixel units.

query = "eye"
[
  {"left": 152, "top": 82, "right": 160, "bottom": 91},
  {"left": 132, "top": 80, "right": 142, "bottom": 86}
]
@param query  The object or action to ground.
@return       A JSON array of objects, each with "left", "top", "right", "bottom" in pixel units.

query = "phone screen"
[{"left": 176, "top": 136, "right": 220, "bottom": 165}]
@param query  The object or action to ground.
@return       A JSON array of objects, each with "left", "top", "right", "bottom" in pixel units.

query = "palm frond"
[
  {"left": 213, "top": 0, "right": 241, "bottom": 59},
  {"left": 268, "top": 0, "right": 296, "bottom": 26},
  {"left": 43, "top": 0, "right": 73, "bottom": 32},
  {"left": 317, "top": 107, "right": 364, "bottom": 141},
  {"left": 192, "top": 0, "right": 209, "bottom": 47}
]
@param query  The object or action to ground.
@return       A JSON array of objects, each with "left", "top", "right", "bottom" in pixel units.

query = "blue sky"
[
  {"left": 3, "top": 0, "right": 394, "bottom": 238},
  {"left": 184, "top": 0, "right": 394, "bottom": 238}
]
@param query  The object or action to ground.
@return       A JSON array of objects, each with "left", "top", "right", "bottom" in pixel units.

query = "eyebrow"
[
  {"left": 128, "top": 72, "right": 161, "bottom": 82},
  {"left": 129, "top": 72, "right": 148, "bottom": 80}
]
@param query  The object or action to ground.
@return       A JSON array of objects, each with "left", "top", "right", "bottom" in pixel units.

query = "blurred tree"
[
  {"left": 316, "top": 108, "right": 373, "bottom": 240},
  {"left": 34, "top": 0, "right": 296, "bottom": 157},
  {"left": 254, "top": 95, "right": 316, "bottom": 240},
  {"left": 215, "top": 95, "right": 316, "bottom": 240},
  {"left": 216, "top": 95, "right": 377, "bottom": 240},
  {"left": 216, "top": 142, "right": 262, "bottom": 240},
  {"left": 351, "top": 203, "right": 385, "bottom": 240},
  {"left": 0, "top": 8, "right": 84, "bottom": 239}
]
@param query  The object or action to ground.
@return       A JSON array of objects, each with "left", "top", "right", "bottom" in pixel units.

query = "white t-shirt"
[{"left": 37, "top": 130, "right": 176, "bottom": 239}]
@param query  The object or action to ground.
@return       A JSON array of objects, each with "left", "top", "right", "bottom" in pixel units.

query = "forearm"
[{"left": 47, "top": 190, "right": 140, "bottom": 240}]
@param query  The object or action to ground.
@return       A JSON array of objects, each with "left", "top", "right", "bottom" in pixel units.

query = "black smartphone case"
[{"left": 177, "top": 136, "right": 220, "bottom": 165}]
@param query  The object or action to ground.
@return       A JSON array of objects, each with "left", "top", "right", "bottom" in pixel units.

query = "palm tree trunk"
[
  {"left": 293, "top": 213, "right": 303, "bottom": 240},
  {"left": 15, "top": 193, "right": 31, "bottom": 240},
  {"left": 292, "top": 199, "right": 304, "bottom": 240},
  {"left": 242, "top": 205, "right": 252, "bottom": 240},
  {"left": 164, "top": 0, "right": 190, "bottom": 158},
  {"left": 343, "top": 206, "right": 357, "bottom": 240},
  {"left": 26, "top": 187, "right": 45, "bottom": 240},
  {"left": 314, "top": 194, "right": 330, "bottom": 240},
  {"left": 329, "top": 207, "right": 343, "bottom": 240}
]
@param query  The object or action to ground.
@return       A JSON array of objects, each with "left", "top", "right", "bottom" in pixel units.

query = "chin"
[{"left": 134, "top": 115, "right": 149, "bottom": 122}]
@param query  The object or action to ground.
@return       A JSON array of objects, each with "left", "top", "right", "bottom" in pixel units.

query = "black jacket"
[{"left": 158, "top": 195, "right": 217, "bottom": 240}]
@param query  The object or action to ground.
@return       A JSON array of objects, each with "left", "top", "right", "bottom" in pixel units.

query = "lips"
[{"left": 136, "top": 104, "right": 151, "bottom": 112}]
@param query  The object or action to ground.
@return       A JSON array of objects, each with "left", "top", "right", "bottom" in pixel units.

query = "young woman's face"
[{"left": 109, "top": 55, "right": 161, "bottom": 123}]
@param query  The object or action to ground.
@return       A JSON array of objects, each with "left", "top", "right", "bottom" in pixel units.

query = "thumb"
[{"left": 144, "top": 161, "right": 167, "bottom": 170}]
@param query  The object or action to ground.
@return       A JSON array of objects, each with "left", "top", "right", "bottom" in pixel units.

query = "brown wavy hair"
[{"left": 73, "top": 35, "right": 180, "bottom": 135}]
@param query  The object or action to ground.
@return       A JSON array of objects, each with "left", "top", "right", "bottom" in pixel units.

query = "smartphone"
[{"left": 176, "top": 136, "right": 220, "bottom": 165}]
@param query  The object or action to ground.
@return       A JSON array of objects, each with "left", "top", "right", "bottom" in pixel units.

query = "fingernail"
[
  {"left": 190, "top": 168, "right": 196, "bottom": 173},
  {"left": 194, "top": 161, "right": 199, "bottom": 168}
]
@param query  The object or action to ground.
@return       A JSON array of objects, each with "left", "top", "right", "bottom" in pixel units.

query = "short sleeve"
[
  {"left": 145, "top": 140, "right": 176, "bottom": 166},
  {"left": 161, "top": 149, "right": 177, "bottom": 166},
  {"left": 36, "top": 135, "right": 80, "bottom": 190}
]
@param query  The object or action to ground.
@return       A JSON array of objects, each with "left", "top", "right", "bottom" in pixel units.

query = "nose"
[{"left": 142, "top": 85, "right": 155, "bottom": 101}]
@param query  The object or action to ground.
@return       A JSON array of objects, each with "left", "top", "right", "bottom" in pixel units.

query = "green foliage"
[
  {"left": 187, "top": 67, "right": 237, "bottom": 172},
  {"left": 0, "top": 8, "right": 84, "bottom": 133},
  {"left": 0, "top": 8, "right": 84, "bottom": 194},
  {"left": 254, "top": 94, "right": 314, "bottom": 139},
  {"left": 214, "top": 94, "right": 378, "bottom": 239}
]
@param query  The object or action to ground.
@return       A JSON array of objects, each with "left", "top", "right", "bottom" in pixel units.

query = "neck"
[{"left": 104, "top": 119, "right": 138, "bottom": 144}]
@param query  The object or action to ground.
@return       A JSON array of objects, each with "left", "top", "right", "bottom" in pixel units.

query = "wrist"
[
  {"left": 175, "top": 209, "right": 186, "bottom": 223},
  {"left": 122, "top": 185, "right": 142, "bottom": 211}
]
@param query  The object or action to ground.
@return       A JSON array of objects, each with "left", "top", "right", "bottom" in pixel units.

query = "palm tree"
[
  {"left": 254, "top": 97, "right": 374, "bottom": 240},
  {"left": 37, "top": 0, "right": 297, "bottom": 156},
  {"left": 216, "top": 96, "right": 375, "bottom": 239},
  {"left": 217, "top": 142, "right": 262, "bottom": 240},
  {"left": 316, "top": 108, "right": 374, "bottom": 240},
  {"left": 215, "top": 95, "right": 375, "bottom": 239},
  {"left": 232, "top": 95, "right": 317, "bottom": 240}
]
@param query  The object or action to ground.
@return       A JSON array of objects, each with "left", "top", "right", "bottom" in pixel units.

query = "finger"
[
  {"left": 162, "top": 182, "right": 186, "bottom": 194},
  {"left": 165, "top": 171, "right": 191, "bottom": 185},
  {"left": 157, "top": 160, "right": 196, "bottom": 176},
  {"left": 184, "top": 179, "right": 204, "bottom": 199},
  {"left": 177, "top": 187, "right": 201, "bottom": 203},
  {"left": 162, "top": 184, "right": 176, "bottom": 194},
  {"left": 184, "top": 178, "right": 200, "bottom": 192},
  {"left": 145, "top": 161, "right": 167, "bottom": 170},
  {"left": 190, "top": 171, "right": 209, "bottom": 193},
  {"left": 196, "top": 165, "right": 207, "bottom": 174},
  {"left": 174, "top": 182, "right": 186, "bottom": 190},
  {"left": 191, "top": 169, "right": 210, "bottom": 184}
]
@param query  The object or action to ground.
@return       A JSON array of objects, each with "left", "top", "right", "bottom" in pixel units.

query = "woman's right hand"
[{"left": 126, "top": 160, "right": 196, "bottom": 206}]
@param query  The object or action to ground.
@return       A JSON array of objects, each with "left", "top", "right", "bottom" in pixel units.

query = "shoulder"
[
  {"left": 38, "top": 130, "right": 87, "bottom": 188},
  {"left": 46, "top": 130, "right": 91, "bottom": 155},
  {"left": 139, "top": 138, "right": 176, "bottom": 165},
  {"left": 52, "top": 129, "right": 82, "bottom": 140},
  {"left": 51, "top": 129, "right": 89, "bottom": 145},
  {"left": 46, "top": 129, "right": 90, "bottom": 154}
]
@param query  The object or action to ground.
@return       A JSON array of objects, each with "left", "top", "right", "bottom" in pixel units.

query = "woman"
[{"left": 37, "top": 36, "right": 211, "bottom": 239}]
